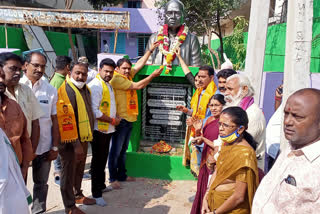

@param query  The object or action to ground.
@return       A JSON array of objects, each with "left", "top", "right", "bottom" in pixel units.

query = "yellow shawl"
[
  {"left": 208, "top": 144, "right": 259, "bottom": 213},
  {"left": 191, "top": 81, "right": 217, "bottom": 119},
  {"left": 96, "top": 74, "right": 112, "bottom": 132},
  {"left": 57, "top": 77, "right": 93, "bottom": 143},
  {"left": 113, "top": 71, "right": 138, "bottom": 116}
]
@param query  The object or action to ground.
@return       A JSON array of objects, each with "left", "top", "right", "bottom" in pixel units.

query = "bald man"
[{"left": 252, "top": 88, "right": 320, "bottom": 213}]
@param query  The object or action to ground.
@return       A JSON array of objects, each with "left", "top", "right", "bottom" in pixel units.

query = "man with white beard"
[{"left": 224, "top": 74, "right": 266, "bottom": 171}]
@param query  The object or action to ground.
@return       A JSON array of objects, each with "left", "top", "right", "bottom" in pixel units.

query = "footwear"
[
  {"left": 82, "top": 172, "right": 91, "bottom": 180},
  {"left": 94, "top": 197, "right": 107, "bottom": 207},
  {"left": 102, "top": 186, "right": 113, "bottom": 193},
  {"left": 125, "top": 176, "right": 136, "bottom": 182},
  {"left": 75, "top": 196, "right": 96, "bottom": 205},
  {"left": 68, "top": 206, "right": 85, "bottom": 214},
  {"left": 110, "top": 181, "right": 121, "bottom": 189}
]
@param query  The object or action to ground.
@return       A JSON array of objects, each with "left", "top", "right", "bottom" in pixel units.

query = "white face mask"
[{"left": 70, "top": 77, "right": 85, "bottom": 89}]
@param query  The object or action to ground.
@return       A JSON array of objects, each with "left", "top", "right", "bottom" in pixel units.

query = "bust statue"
[{"left": 146, "top": 0, "right": 201, "bottom": 68}]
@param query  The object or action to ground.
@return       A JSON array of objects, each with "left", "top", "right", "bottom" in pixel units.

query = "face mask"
[
  {"left": 70, "top": 77, "right": 85, "bottom": 89},
  {"left": 220, "top": 126, "right": 242, "bottom": 144}
]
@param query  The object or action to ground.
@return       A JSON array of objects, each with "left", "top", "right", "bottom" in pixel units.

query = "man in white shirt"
[
  {"left": 0, "top": 52, "right": 43, "bottom": 157},
  {"left": 224, "top": 74, "right": 266, "bottom": 170},
  {"left": 252, "top": 88, "right": 320, "bottom": 213},
  {"left": 21, "top": 52, "right": 59, "bottom": 214},
  {"left": 0, "top": 128, "right": 31, "bottom": 214},
  {"left": 88, "top": 58, "right": 120, "bottom": 206}
]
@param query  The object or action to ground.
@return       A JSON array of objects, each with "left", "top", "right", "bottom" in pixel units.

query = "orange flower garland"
[{"left": 157, "top": 24, "right": 188, "bottom": 74}]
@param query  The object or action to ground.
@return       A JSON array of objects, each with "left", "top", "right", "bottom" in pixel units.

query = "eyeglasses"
[
  {"left": 218, "top": 122, "right": 237, "bottom": 129},
  {"left": 29, "top": 62, "right": 46, "bottom": 69},
  {"left": 284, "top": 175, "right": 296, "bottom": 186}
]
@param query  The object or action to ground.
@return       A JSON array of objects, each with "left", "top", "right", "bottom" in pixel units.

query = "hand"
[
  {"left": 114, "top": 117, "right": 121, "bottom": 126},
  {"left": 21, "top": 164, "right": 28, "bottom": 180},
  {"left": 275, "top": 84, "right": 283, "bottom": 98},
  {"left": 74, "top": 142, "right": 85, "bottom": 160},
  {"left": 47, "top": 149, "right": 58, "bottom": 161},
  {"left": 151, "top": 66, "right": 164, "bottom": 78},
  {"left": 176, "top": 105, "right": 185, "bottom": 112},
  {"left": 192, "top": 136, "right": 204, "bottom": 145},
  {"left": 192, "top": 118, "right": 203, "bottom": 131},
  {"left": 150, "top": 41, "right": 160, "bottom": 52},
  {"left": 175, "top": 47, "right": 181, "bottom": 58},
  {"left": 186, "top": 117, "right": 193, "bottom": 126},
  {"left": 201, "top": 198, "right": 211, "bottom": 214}
]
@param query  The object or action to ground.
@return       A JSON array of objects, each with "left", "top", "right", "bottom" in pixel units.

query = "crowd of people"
[
  {"left": 0, "top": 42, "right": 320, "bottom": 214},
  {"left": 0, "top": 40, "right": 164, "bottom": 214},
  {"left": 174, "top": 49, "right": 320, "bottom": 213}
]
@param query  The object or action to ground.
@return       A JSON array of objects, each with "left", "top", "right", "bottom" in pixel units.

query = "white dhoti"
[{"left": 0, "top": 129, "right": 31, "bottom": 214}]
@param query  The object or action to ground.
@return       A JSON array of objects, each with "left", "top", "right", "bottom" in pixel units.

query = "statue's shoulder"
[{"left": 187, "top": 31, "right": 198, "bottom": 40}]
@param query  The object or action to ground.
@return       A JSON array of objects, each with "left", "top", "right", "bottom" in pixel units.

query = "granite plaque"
[{"left": 142, "top": 82, "right": 192, "bottom": 143}]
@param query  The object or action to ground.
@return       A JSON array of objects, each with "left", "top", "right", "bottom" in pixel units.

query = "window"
[
  {"left": 137, "top": 34, "right": 151, "bottom": 56},
  {"left": 123, "top": 0, "right": 141, "bottom": 8}
]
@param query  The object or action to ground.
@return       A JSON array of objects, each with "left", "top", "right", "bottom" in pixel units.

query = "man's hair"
[
  {"left": 165, "top": 0, "right": 185, "bottom": 12},
  {"left": 0, "top": 52, "right": 23, "bottom": 67},
  {"left": 199, "top": 65, "right": 215, "bottom": 76},
  {"left": 217, "top": 69, "right": 237, "bottom": 79},
  {"left": 25, "top": 52, "right": 47, "bottom": 63},
  {"left": 117, "top": 58, "right": 132, "bottom": 67},
  {"left": 55, "top": 56, "right": 72, "bottom": 70},
  {"left": 70, "top": 62, "right": 88, "bottom": 71},
  {"left": 100, "top": 58, "right": 116, "bottom": 69},
  {"left": 227, "top": 74, "right": 255, "bottom": 97},
  {"left": 222, "top": 106, "right": 257, "bottom": 150}
]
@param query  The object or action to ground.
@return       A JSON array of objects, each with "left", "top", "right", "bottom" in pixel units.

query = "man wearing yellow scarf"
[
  {"left": 56, "top": 62, "right": 95, "bottom": 214},
  {"left": 88, "top": 58, "right": 120, "bottom": 207},
  {"left": 108, "top": 41, "right": 163, "bottom": 189},
  {"left": 175, "top": 63, "right": 217, "bottom": 177}
]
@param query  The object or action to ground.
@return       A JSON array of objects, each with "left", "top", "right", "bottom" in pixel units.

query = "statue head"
[{"left": 164, "top": 0, "right": 185, "bottom": 28}]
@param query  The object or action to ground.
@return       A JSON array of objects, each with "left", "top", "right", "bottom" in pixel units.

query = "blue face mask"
[{"left": 220, "top": 126, "right": 243, "bottom": 144}]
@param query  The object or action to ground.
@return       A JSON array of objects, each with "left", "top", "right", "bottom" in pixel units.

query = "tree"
[
  {"left": 224, "top": 16, "right": 248, "bottom": 70},
  {"left": 87, "top": 0, "right": 127, "bottom": 9},
  {"left": 155, "top": 0, "right": 244, "bottom": 68}
]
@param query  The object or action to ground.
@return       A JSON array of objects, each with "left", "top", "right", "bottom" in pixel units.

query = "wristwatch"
[{"left": 52, "top": 146, "right": 58, "bottom": 152}]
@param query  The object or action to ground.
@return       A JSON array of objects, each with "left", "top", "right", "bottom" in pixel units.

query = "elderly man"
[
  {"left": 109, "top": 42, "right": 163, "bottom": 189},
  {"left": 20, "top": 52, "right": 59, "bottom": 214},
  {"left": 252, "top": 88, "right": 320, "bottom": 213},
  {"left": 0, "top": 52, "right": 43, "bottom": 157},
  {"left": 224, "top": 74, "right": 266, "bottom": 170},
  {"left": 146, "top": 0, "right": 201, "bottom": 66},
  {"left": 88, "top": 58, "right": 120, "bottom": 206},
  {"left": 57, "top": 62, "right": 96, "bottom": 214},
  {"left": 0, "top": 66, "right": 33, "bottom": 181}
]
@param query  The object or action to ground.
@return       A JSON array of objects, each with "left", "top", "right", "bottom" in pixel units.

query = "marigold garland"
[{"left": 157, "top": 24, "right": 188, "bottom": 74}]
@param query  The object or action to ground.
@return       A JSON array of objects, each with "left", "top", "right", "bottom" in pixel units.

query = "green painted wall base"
[{"left": 126, "top": 152, "right": 196, "bottom": 181}]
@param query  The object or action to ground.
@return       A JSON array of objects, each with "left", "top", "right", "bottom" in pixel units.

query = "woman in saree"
[
  {"left": 190, "top": 94, "right": 226, "bottom": 214},
  {"left": 201, "top": 107, "right": 259, "bottom": 214}
]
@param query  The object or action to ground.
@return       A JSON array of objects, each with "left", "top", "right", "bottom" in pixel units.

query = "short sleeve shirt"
[
  {"left": 5, "top": 83, "right": 44, "bottom": 137},
  {"left": 110, "top": 70, "right": 137, "bottom": 122}
]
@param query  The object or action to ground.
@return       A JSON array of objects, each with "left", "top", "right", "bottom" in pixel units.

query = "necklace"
[{"left": 157, "top": 24, "right": 188, "bottom": 74}]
